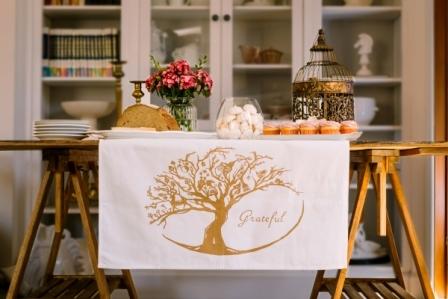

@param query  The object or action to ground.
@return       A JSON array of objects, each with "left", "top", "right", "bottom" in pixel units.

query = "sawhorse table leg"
[
  {"left": 7, "top": 151, "right": 138, "bottom": 299},
  {"left": 310, "top": 150, "right": 435, "bottom": 299}
]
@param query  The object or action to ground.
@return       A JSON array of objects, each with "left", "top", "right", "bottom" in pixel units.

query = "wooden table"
[
  {"left": 1, "top": 140, "right": 445, "bottom": 299},
  {"left": 311, "top": 141, "right": 448, "bottom": 299},
  {"left": 0, "top": 141, "right": 137, "bottom": 299}
]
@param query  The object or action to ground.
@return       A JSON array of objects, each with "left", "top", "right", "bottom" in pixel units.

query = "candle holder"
[
  {"left": 111, "top": 60, "right": 127, "bottom": 120},
  {"left": 130, "top": 80, "right": 145, "bottom": 104}
]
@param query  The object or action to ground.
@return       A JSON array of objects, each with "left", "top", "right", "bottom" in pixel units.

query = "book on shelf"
[
  {"left": 44, "top": 0, "right": 121, "bottom": 5},
  {"left": 42, "top": 28, "right": 120, "bottom": 78}
]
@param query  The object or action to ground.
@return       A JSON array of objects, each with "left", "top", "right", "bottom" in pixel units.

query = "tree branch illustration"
[{"left": 146, "top": 147, "right": 301, "bottom": 247}]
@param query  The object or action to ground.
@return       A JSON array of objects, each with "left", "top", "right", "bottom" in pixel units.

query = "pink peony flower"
[
  {"left": 197, "top": 69, "right": 213, "bottom": 90},
  {"left": 173, "top": 59, "right": 191, "bottom": 75},
  {"left": 145, "top": 73, "right": 158, "bottom": 91},
  {"left": 161, "top": 71, "right": 180, "bottom": 88},
  {"left": 147, "top": 56, "right": 213, "bottom": 100},
  {"left": 166, "top": 62, "right": 177, "bottom": 73},
  {"left": 179, "top": 75, "right": 197, "bottom": 90}
]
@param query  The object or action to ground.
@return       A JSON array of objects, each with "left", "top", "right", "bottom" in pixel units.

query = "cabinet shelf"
[
  {"left": 323, "top": 6, "right": 401, "bottom": 20},
  {"left": 354, "top": 77, "right": 401, "bottom": 87},
  {"left": 42, "top": 77, "right": 115, "bottom": 87},
  {"left": 326, "top": 263, "right": 395, "bottom": 278},
  {"left": 44, "top": 207, "right": 99, "bottom": 214},
  {"left": 233, "top": 63, "right": 291, "bottom": 73},
  {"left": 128, "top": 263, "right": 394, "bottom": 278},
  {"left": 43, "top": 5, "right": 121, "bottom": 18},
  {"left": 233, "top": 5, "right": 291, "bottom": 20},
  {"left": 349, "top": 183, "right": 392, "bottom": 190},
  {"left": 151, "top": 6, "right": 209, "bottom": 19},
  {"left": 360, "top": 125, "right": 401, "bottom": 132}
]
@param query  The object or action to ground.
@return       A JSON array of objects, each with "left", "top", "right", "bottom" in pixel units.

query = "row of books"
[
  {"left": 43, "top": 28, "right": 120, "bottom": 78},
  {"left": 44, "top": 0, "right": 120, "bottom": 5}
]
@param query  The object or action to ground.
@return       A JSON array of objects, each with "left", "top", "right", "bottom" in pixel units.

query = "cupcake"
[
  {"left": 307, "top": 116, "right": 321, "bottom": 127},
  {"left": 299, "top": 122, "right": 318, "bottom": 135},
  {"left": 294, "top": 119, "right": 306, "bottom": 127},
  {"left": 263, "top": 122, "right": 281, "bottom": 135},
  {"left": 280, "top": 121, "right": 299, "bottom": 135},
  {"left": 340, "top": 120, "right": 358, "bottom": 134},
  {"left": 320, "top": 121, "right": 341, "bottom": 135}
]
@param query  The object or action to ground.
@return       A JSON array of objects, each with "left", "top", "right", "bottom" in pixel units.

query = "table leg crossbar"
[
  {"left": 310, "top": 150, "right": 435, "bottom": 299},
  {"left": 7, "top": 153, "right": 137, "bottom": 299}
]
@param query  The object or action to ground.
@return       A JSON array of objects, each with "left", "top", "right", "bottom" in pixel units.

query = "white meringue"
[
  {"left": 229, "top": 106, "right": 243, "bottom": 115},
  {"left": 224, "top": 114, "right": 236, "bottom": 123},
  {"left": 240, "top": 121, "right": 250, "bottom": 132},
  {"left": 216, "top": 104, "right": 264, "bottom": 139},
  {"left": 218, "top": 127, "right": 231, "bottom": 139},
  {"left": 228, "top": 128, "right": 242, "bottom": 139},
  {"left": 228, "top": 120, "right": 240, "bottom": 131},
  {"left": 243, "top": 104, "right": 258, "bottom": 114}
]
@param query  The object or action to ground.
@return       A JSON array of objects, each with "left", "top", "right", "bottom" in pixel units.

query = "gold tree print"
[{"left": 145, "top": 147, "right": 302, "bottom": 255}]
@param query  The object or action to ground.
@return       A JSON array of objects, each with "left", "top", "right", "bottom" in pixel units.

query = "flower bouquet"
[{"left": 145, "top": 56, "right": 213, "bottom": 131}]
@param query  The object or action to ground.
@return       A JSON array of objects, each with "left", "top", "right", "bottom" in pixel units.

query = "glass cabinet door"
[
  {"left": 132, "top": 0, "right": 309, "bottom": 130},
  {"left": 221, "top": 0, "right": 296, "bottom": 122},
  {"left": 139, "top": 0, "right": 221, "bottom": 131}
]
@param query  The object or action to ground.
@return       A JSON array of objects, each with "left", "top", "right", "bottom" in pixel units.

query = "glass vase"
[{"left": 164, "top": 98, "right": 197, "bottom": 132}]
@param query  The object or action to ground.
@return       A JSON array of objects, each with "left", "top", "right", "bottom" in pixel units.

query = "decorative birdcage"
[{"left": 292, "top": 29, "right": 354, "bottom": 122}]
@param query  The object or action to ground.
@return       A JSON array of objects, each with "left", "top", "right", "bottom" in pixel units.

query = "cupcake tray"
[{"left": 256, "top": 131, "right": 362, "bottom": 141}]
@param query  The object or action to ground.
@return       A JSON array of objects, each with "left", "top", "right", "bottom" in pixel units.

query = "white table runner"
[{"left": 99, "top": 139, "right": 349, "bottom": 270}]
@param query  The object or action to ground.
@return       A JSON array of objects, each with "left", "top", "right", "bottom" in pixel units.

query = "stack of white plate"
[{"left": 33, "top": 120, "right": 91, "bottom": 140}]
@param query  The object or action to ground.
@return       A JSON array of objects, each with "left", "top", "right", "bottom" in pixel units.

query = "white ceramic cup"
[{"left": 354, "top": 97, "right": 378, "bottom": 125}]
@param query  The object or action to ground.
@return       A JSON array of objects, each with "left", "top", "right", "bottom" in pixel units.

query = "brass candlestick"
[
  {"left": 130, "top": 80, "right": 145, "bottom": 104},
  {"left": 111, "top": 60, "right": 126, "bottom": 120}
]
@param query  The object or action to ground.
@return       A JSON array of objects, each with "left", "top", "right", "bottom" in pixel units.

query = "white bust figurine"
[{"left": 354, "top": 33, "right": 374, "bottom": 76}]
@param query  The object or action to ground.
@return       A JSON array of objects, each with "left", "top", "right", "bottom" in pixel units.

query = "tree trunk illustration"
[
  {"left": 199, "top": 209, "right": 228, "bottom": 254},
  {"left": 147, "top": 147, "right": 303, "bottom": 255}
]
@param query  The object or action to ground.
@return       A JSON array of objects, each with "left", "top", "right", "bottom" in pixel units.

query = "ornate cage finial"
[{"left": 311, "top": 29, "right": 333, "bottom": 52}]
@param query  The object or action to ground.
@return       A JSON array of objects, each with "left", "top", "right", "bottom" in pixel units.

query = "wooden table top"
[
  {"left": 0, "top": 140, "right": 99, "bottom": 151},
  {"left": 1, "top": 140, "right": 448, "bottom": 155}
]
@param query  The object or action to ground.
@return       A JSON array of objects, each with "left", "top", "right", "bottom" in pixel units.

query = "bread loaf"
[{"left": 116, "top": 103, "right": 180, "bottom": 131}]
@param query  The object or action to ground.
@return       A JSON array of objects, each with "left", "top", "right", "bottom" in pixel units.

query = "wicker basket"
[{"left": 260, "top": 48, "right": 283, "bottom": 64}]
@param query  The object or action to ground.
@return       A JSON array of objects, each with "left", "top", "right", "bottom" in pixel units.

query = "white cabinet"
[
  {"left": 122, "top": 0, "right": 405, "bottom": 136},
  {"left": 122, "top": 0, "right": 313, "bottom": 131},
  {"left": 322, "top": 0, "right": 402, "bottom": 141},
  {"left": 38, "top": 1, "right": 122, "bottom": 130},
  {"left": 35, "top": 0, "right": 408, "bottom": 136}
]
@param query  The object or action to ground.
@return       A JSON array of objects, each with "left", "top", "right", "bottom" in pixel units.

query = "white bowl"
[
  {"left": 61, "top": 100, "right": 114, "bottom": 129},
  {"left": 354, "top": 97, "right": 378, "bottom": 125},
  {"left": 344, "top": 0, "right": 373, "bottom": 6}
]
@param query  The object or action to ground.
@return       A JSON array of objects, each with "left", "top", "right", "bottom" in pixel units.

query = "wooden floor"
[
  {"left": 321, "top": 278, "right": 415, "bottom": 299},
  {"left": 20, "top": 275, "right": 125, "bottom": 299}
]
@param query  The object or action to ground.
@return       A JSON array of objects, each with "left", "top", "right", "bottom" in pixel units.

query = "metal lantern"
[{"left": 292, "top": 29, "right": 354, "bottom": 122}]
